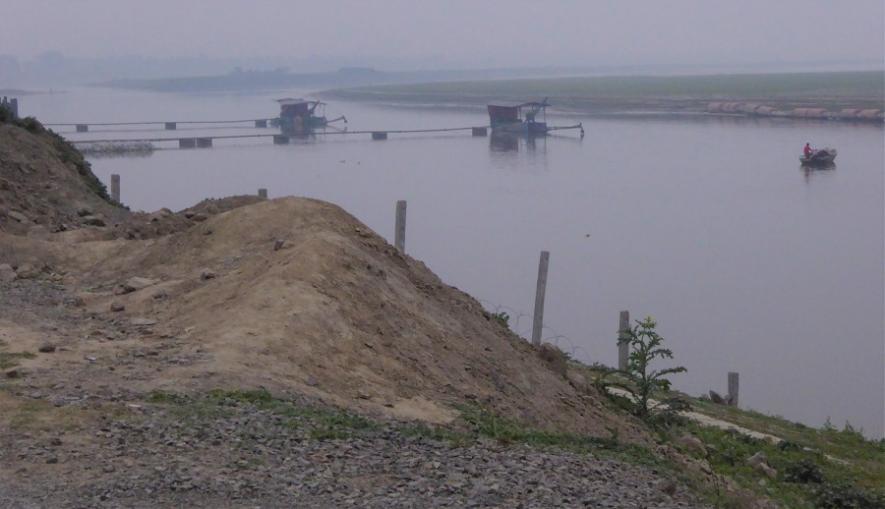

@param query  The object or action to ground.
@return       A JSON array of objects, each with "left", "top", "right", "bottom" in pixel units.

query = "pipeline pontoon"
[
  {"left": 487, "top": 98, "right": 583, "bottom": 137},
  {"left": 276, "top": 98, "right": 347, "bottom": 135}
]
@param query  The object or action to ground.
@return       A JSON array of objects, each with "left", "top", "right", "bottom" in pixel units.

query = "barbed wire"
[{"left": 476, "top": 297, "right": 595, "bottom": 363}]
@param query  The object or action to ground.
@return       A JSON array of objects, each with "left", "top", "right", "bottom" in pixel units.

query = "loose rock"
[
  {"left": 678, "top": 434, "right": 707, "bottom": 457},
  {"left": 82, "top": 215, "right": 107, "bottom": 227},
  {"left": 0, "top": 263, "right": 16, "bottom": 282}
]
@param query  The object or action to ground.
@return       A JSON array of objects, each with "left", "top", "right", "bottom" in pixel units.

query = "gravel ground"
[{"left": 0, "top": 393, "right": 710, "bottom": 509}]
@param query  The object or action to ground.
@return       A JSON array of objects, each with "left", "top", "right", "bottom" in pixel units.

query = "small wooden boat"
[{"left": 800, "top": 148, "right": 837, "bottom": 166}]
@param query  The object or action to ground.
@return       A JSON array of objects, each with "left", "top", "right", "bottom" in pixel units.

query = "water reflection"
[
  {"left": 489, "top": 132, "right": 520, "bottom": 152},
  {"left": 488, "top": 132, "right": 551, "bottom": 153},
  {"left": 801, "top": 163, "right": 836, "bottom": 183}
]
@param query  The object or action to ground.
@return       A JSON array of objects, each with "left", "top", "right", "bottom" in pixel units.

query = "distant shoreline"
[{"left": 321, "top": 70, "right": 885, "bottom": 124}]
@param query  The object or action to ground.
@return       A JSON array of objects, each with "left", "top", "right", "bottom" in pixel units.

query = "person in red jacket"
[{"left": 804, "top": 142, "right": 814, "bottom": 157}]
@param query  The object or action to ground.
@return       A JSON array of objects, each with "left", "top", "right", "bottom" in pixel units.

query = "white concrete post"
[
  {"left": 110, "top": 174, "right": 120, "bottom": 203},
  {"left": 728, "top": 372, "right": 739, "bottom": 407},
  {"left": 531, "top": 251, "right": 550, "bottom": 346},
  {"left": 394, "top": 200, "right": 406, "bottom": 252}
]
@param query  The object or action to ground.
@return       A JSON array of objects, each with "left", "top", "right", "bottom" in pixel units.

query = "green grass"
[
  {"left": 571, "top": 359, "right": 884, "bottom": 507},
  {"left": 147, "top": 388, "right": 376, "bottom": 440},
  {"left": 679, "top": 420, "right": 885, "bottom": 508},
  {"left": 691, "top": 397, "right": 885, "bottom": 474},
  {"left": 0, "top": 340, "right": 36, "bottom": 370},
  {"left": 404, "top": 403, "right": 663, "bottom": 468}
]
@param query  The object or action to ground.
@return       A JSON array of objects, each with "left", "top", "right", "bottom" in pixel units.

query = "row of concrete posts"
[{"left": 390, "top": 198, "right": 743, "bottom": 408}]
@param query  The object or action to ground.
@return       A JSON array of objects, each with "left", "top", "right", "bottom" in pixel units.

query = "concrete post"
[
  {"left": 728, "top": 372, "right": 739, "bottom": 407},
  {"left": 618, "top": 310, "right": 631, "bottom": 371},
  {"left": 10, "top": 98, "right": 18, "bottom": 119},
  {"left": 531, "top": 251, "right": 550, "bottom": 346},
  {"left": 110, "top": 174, "right": 120, "bottom": 203},
  {"left": 258, "top": 188, "right": 268, "bottom": 199},
  {"left": 394, "top": 200, "right": 406, "bottom": 253}
]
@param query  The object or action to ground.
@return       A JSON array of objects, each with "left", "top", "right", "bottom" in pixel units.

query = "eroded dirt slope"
[{"left": 1, "top": 197, "right": 639, "bottom": 439}]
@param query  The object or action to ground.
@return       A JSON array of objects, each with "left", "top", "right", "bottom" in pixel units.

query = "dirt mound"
[
  {"left": 0, "top": 122, "right": 264, "bottom": 241},
  {"left": 0, "top": 122, "right": 124, "bottom": 235},
  {"left": 0, "top": 197, "right": 641, "bottom": 439}
]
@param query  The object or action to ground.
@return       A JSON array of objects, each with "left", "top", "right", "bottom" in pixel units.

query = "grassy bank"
[
  {"left": 575, "top": 362, "right": 885, "bottom": 508},
  {"left": 323, "top": 71, "right": 885, "bottom": 114}
]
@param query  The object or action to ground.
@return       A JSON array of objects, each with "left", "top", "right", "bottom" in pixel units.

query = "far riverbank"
[{"left": 321, "top": 71, "right": 885, "bottom": 123}]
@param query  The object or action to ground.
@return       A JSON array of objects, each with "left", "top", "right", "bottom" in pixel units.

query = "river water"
[{"left": 21, "top": 87, "right": 885, "bottom": 437}]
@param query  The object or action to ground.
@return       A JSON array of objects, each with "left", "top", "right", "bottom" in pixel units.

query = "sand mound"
[{"left": 1, "top": 197, "right": 640, "bottom": 439}]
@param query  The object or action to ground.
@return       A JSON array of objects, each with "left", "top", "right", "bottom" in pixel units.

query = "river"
[{"left": 20, "top": 87, "right": 885, "bottom": 437}]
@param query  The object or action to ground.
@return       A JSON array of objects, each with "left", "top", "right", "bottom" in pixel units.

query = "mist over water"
[{"left": 24, "top": 88, "right": 884, "bottom": 437}]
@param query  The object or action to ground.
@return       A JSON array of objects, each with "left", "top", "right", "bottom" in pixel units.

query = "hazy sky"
[{"left": 3, "top": 0, "right": 884, "bottom": 69}]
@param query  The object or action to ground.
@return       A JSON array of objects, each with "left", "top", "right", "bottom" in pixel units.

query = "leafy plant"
[
  {"left": 490, "top": 311, "right": 510, "bottom": 329},
  {"left": 20, "top": 117, "right": 44, "bottom": 134},
  {"left": 814, "top": 482, "right": 885, "bottom": 509},
  {"left": 784, "top": 458, "right": 825, "bottom": 484},
  {"left": 605, "top": 317, "right": 686, "bottom": 420}
]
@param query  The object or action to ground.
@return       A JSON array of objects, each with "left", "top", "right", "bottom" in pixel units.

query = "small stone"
[
  {"left": 747, "top": 451, "right": 778, "bottom": 479},
  {"left": 65, "top": 295, "right": 85, "bottom": 307},
  {"left": 82, "top": 215, "right": 106, "bottom": 227},
  {"left": 14, "top": 263, "right": 39, "bottom": 279},
  {"left": 7, "top": 210, "right": 30, "bottom": 223},
  {"left": 677, "top": 434, "right": 707, "bottom": 457},
  {"left": 113, "top": 285, "right": 132, "bottom": 295},
  {"left": 746, "top": 451, "right": 767, "bottom": 467},
  {"left": 45, "top": 456, "right": 58, "bottom": 464},
  {"left": 49, "top": 437, "right": 62, "bottom": 447},
  {"left": 659, "top": 478, "right": 677, "bottom": 496},
  {"left": 0, "top": 263, "right": 16, "bottom": 283},
  {"left": 125, "top": 276, "right": 158, "bottom": 291},
  {"left": 274, "top": 239, "right": 285, "bottom": 251},
  {"left": 5, "top": 369, "right": 21, "bottom": 379},
  {"left": 151, "top": 289, "right": 168, "bottom": 300},
  {"left": 708, "top": 390, "right": 726, "bottom": 404},
  {"left": 38, "top": 344, "right": 57, "bottom": 353},
  {"left": 191, "top": 213, "right": 208, "bottom": 222},
  {"left": 130, "top": 318, "right": 157, "bottom": 326},
  {"left": 756, "top": 462, "right": 778, "bottom": 479},
  {"left": 110, "top": 302, "right": 125, "bottom": 312},
  {"left": 77, "top": 208, "right": 93, "bottom": 217},
  {"left": 200, "top": 269, "right": 217, "bottom": 281}
]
